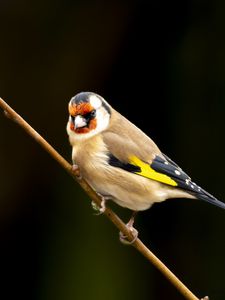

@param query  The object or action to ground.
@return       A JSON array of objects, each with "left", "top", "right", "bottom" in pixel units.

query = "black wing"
[{"left": 152, "top": 154, "right": 225, "bottom": 209}]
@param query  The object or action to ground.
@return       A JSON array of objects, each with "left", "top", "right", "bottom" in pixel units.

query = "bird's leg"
[
  {"left": 71, "top": 164, "right": 82, "bottom": 180},
  {"left": 119, "top": 211, "right": 138, "bottom": 245}
]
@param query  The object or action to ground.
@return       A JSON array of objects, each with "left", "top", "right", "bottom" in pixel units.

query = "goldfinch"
[{"left": 67, "top": 92, "right": 225, "bottom": 237}]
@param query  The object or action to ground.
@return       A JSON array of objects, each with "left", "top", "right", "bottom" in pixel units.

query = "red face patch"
[
  {"left": 68, "top": 102, "right": 97, "bottom": 134},
  {"left": 74, "top": 119, "right": 97, "bottom": 134},
  {"left": 70, "top": 122, "right": 75, "bottom": 131},
  {"left": 69, "top": 102, "right": 93, "bottom": 116}
]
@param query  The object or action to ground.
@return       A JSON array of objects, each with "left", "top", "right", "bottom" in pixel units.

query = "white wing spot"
[
  {"left": 185, "top": 179, "right": 190, "bottom": 185},
  {"left": 191, "top": 185, "right": 194, "bottom": 189},
  {"left": 175, "top": 170, "right": 181, "bottom": 175},
  {"left": 164, "top": 161, "right": 169, "bottom": 165}
]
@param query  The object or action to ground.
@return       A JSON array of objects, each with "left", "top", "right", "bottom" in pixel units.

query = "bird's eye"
[{"left": 89, "top": 110, "right": 96, "bottom": 118}]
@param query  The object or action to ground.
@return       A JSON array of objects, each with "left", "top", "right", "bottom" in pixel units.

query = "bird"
[{"left": 67, "top": 91, "right": 225, "bottom": 242}]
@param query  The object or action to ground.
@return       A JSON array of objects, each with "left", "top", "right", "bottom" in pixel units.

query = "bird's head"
[{"left": 67, "top": 92, "right": 111, "bottom": 141}]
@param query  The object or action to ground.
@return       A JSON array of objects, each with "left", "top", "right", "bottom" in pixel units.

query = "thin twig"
[{"left": 0, "top": 97, "right": 205, "bottom": 300}]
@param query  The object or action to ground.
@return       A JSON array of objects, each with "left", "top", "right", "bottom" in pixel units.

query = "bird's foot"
[
  {"left": 119, "top": 226, "right": 138, "bottom": 245},
  {"left": 71, "top": 164, "right": 82, "bottom": 179},
  {"left": 119, "top": 211, "right": 138, "bottom": 245},
  {"left": 92, "top": 194, "right": 109, "bottom": 215}
]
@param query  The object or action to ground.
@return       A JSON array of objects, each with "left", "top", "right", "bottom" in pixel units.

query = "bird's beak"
[{"left": 74, "top": 115, "right": 87, "bottom": 129}]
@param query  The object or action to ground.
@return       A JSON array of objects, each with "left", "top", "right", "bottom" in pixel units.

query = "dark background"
[{"left": 0, "top": 1, "right": 225, "bottom": 299}]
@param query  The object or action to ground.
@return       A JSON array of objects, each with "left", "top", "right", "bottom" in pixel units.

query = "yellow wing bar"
[{"left": 129, "top": 155, "right": 178, "bottom": 187}]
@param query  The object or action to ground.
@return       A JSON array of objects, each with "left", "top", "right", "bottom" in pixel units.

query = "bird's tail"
[{"left": 191, "top": 185, "right": 225, "bottom": 210}]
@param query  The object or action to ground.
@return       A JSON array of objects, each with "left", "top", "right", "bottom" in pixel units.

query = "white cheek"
[{"left": 95, "top": 109, "right": 110, "bottom": 132}]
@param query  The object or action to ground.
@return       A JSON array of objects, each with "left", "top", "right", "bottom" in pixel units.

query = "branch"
[{"left": 0, "top": 97, "right": 205, "bottom": 300}]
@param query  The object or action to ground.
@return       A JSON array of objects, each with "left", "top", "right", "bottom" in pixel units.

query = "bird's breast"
[{"left": 71, "top": 135, "right": 109, "bottom": 176}]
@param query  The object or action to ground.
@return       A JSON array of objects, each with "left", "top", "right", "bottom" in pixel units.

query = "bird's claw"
[
  {"left": 91, "top": 195, "right": 107, "bottom": 215},
  {"left": 91, "top": 201, "right": 100, "bottom": 212},
  {"left": 119, "top": 226, "right": 138, "bottom": 245},
  {"left": 119, "top": 211, "right": 138, "bottom": 245},
  {"left": 71, "top": 164, "right": 82, "bottom": 179}
]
